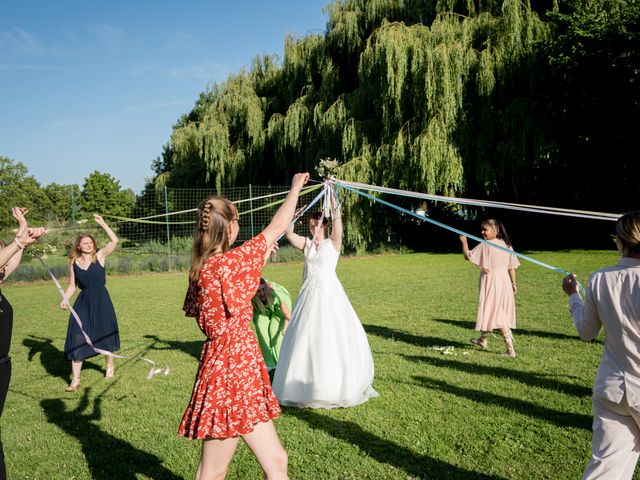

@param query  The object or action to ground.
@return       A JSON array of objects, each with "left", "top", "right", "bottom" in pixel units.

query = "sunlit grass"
[{"left": 3, "top": 249, "right": 631, "bottom": 479}]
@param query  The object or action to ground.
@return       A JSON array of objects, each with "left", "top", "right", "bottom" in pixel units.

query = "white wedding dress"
[{"left": 272, "top": 238, "right": 378, "bottom": 408}]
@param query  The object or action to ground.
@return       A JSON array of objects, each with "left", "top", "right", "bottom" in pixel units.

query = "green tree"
[
  {"left": 80, "top": 171, "right": 134, "bottom": 218},
  {"left": 0, "top": 157, "right": 52, "bottom": 228},
  {"left": 156, "top": 0, "right": 639, "bottom": 251},
  {"left": 43, "top": 183, "right": 80, "bottom": 225}
]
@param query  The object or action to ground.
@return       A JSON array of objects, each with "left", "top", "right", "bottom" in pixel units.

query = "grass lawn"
[{"left": 2, "top": 249, "right": 633, "bottom": 479}]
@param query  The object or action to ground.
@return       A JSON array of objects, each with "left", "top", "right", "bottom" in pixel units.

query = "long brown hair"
[
  {"left": 69, "top": 234, "right": 98, "bottom": 265},
  {"left": 189, "top": 196, "right": 238, "bottom": 281}
]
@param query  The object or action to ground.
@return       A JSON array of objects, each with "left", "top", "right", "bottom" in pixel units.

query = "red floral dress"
[{"left": 179, "top": 234, "right": 281, "bottom": 439}]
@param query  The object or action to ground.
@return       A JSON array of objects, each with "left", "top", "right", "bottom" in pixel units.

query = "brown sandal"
[{"left": 65, "top": 377, "right": 81, "bottom": 392}]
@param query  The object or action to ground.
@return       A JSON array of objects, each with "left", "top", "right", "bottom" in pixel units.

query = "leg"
[
  {"left": 582, "top": 395, "right": 640, "bottom": 480},
  {"left": 105, "top": 354, "right": 115, "bottom": 378},
  {"left": 66, "top": 360, "right": 82, "bottom": 392},
  {"left": 196, "top": 436, "right": 240, "bottom": 480},
  {"left": 501, "top": 328, "right": 516, "bottom": 357},
  {"left": 242, "top": 420, "right": 288, "bottom": 480},
  {"left": 470, "top": 331, "right": 488, "bottom": 350},
  {"left": 0, "top": 361, "right": 11, "bottom": 480}
]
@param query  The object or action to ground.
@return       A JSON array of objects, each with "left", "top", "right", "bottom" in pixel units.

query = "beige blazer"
[{"left": 568, "top": 258, "right": 640, "bottom": 405}]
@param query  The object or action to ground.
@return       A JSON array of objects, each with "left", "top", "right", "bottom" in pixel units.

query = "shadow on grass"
[
  {"left": 22, "top": 336, "right": 103, "bottom": 382},
  {"left": 41, "top": 388, "right": 181, "bottom": 480},
  {"left": 287, "top": 408, "right": 507, "bottom": 480},
  {"left": 363, "top": 324, "right": 470, "bottom": 349},
  {"left": 403, "top": 354, "right": 591, "bottom": 397},
  {"left": 143, "top": 334, "right": 202, "bottom": 360},
  {"left": 432, "top": 318, "right": 598, "bottom": 343},
  {"left": 413, "top": 375, "right": 591, "bottom": 431}
]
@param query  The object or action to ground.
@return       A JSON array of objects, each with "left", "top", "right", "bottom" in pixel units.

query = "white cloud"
[
  {"left": 127, "top": 62, "right": 158, "bottom": 77},
  {"left": 167, "top": 31, "right": 196, "bottom": 50},
  {"left": 45, "top": 117, "right": 77, "bottom": 131},
  {"left": 0, "top": 27, "right": 44, "bottom": 55},
  {"left": 0, "top": 63, "right": 60, "bottom": 71},
  {"left": 124, "top": 100, "right": 190, "bottom": 112},
  {"left": 91, "top": 24, "right": 125, "bottom": 53},
  {"left": 169, "top": 60, "right": 231, "bottom": 81}
]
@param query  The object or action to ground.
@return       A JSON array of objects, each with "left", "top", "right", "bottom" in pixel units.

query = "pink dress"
[
  {"left": 179, "top": 234, "right": 281, "bottom": 439},
  {"left": 467, "top": 239, "right": 520, "bottom": 331}
]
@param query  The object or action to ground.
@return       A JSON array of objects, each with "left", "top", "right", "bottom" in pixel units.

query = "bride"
[{"left": 272, "top": 187, "right": 378, "bottom": 408}]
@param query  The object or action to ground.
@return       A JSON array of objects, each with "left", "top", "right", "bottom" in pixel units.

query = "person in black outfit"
[{"left": 0, "top": 208, "right": 46, "bottom": 480}]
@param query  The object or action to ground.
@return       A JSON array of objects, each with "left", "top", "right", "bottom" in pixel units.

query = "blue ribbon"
[{"left": 337, "top": 182, "right": 585, "bottom": 294}]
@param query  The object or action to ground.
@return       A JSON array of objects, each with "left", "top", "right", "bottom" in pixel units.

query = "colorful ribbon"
[{"left": 336, "top": 182, "right": 585, "bottom": 294}]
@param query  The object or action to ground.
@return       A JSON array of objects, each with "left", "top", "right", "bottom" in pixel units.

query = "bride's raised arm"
[
  {"left": 329, "top": 187, "right": 342, "bottom": 252},
  {"left": 285, "top": 222, "right": 307, "bottom": 252}
]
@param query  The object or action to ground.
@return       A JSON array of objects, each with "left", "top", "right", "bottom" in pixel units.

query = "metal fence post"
[
  {"left": 249, "top": 183, "right": 255, "bottom": 238},
  {"left": 71, "top": 188, "right": 76, "bottom": 226},
  {"left": 164, "top": 186, "right": 171, "bottom": 256}
]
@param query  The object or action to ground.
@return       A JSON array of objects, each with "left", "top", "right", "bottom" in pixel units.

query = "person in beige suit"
[{"left": 563, "top": 210, "right": 640, "bottom": 480}]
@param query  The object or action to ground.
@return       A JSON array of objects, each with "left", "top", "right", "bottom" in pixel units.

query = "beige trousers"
[{"left": 583, "top": 394, "right": 640, "bottom": 479}]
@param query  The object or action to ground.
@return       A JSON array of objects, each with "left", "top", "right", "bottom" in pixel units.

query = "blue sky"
[{"left": 0, "top": 1, "right": 329, "bottom": 191}]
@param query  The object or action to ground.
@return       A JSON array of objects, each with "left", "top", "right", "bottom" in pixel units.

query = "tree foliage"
[
  {"left": 80, "top": 171, "right": 135, "bottom": 218},
  {"left": 155, "top": 0, "right": 639, "bottom": 251},
  {"left": 0, "top": 157, "right": 53, "bottom": 228}
]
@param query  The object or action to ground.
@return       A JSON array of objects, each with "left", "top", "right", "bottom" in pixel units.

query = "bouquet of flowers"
[{"left": 315, "top": 157, "right": 341, "bottom": 179}]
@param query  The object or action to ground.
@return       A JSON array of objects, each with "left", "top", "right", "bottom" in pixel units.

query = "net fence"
[{"left": 0, "top": 185, "right": 326, "bottom": 259}]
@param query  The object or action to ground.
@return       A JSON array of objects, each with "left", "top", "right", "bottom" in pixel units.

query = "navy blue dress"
[{"left": 64, "top": 261, "right": 120, "bottom": 361}]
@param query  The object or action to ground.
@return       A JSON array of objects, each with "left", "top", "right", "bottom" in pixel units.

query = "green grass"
[{"left": 2, "top": 249, "right": 633, "bottom": 479}]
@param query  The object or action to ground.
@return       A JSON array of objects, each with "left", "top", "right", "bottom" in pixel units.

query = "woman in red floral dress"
[{"left": 179, "top": 173, "right": 309, "bottom": 480}]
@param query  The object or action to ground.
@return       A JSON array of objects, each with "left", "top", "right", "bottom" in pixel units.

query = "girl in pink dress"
[
  {"left": 459, "top": 219, "right": 520, "bottom": 357},
  {"left": 179, "top": 172, "right": 309, "bottom": 480}
]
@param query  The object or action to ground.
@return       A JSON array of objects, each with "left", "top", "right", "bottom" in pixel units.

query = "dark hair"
[
  {"left": 482, "top": 219, "right": 511, "bottom": 247},
  {"left": 310, "top": 211, "right": 329, "bottom": 226},
  {"left": 615, "top": 211, "right": 640, "bottom": 255}
]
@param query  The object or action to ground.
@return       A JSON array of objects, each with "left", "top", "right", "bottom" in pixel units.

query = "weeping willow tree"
[{"left": 159, "top": 0, "right": 592, "bottom": 251}]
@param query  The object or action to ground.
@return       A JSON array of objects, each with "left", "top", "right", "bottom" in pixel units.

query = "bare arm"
[
  {"left": 262, "top": 173, "right": 310, "bottom": 246},
  {"left": 280, "top": 299, "right": 291, "bottom": 334},
  {"left": 0, "top": 207, "right": 45, "bottom": 271},
  {"left": 285, "top": 223, "right": 307, "bottom": 251},
  {"left": 459, "top": 235, "right": 470, "bottom": 260},
  {"left": 1, "top": 249, "right": 24, "bottom": 281},
  {"left": 329, "top": 188, "right": 342, "bottom": 252},
  {"left": 60, "top": 264, "right": 77, "bottom": 310},
  {"left": 508, "top": 268, "right": 517, "bottom": 294},
  {"left": 94, "top": 214, "right": 118, "bottom": 262}
]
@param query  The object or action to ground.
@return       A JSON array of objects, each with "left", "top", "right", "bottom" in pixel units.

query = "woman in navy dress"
[{"left": 61, "top": 214, "right": 119, "bottom": 392}]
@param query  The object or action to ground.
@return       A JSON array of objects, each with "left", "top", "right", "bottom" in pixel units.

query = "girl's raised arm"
[
  {"left": 329, "top": 188, "right": 342, "bottom": 252},
  {"left": 94, "top": 214, "right": 118, "bottom": 262},
  {"left": 262, "top": 173, "right": 309, "bottom": 246}
]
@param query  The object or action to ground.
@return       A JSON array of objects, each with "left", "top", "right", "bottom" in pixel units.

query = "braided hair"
[{"left": 190, "top": 196, "right": 238, "bottom": 281}]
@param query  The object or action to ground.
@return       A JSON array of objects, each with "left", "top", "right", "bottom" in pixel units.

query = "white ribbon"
[
  {"left": 37, "top": 257, "right": 167, "bottom": 379},
  {"left": 333, "top": 178, "right": 620, "bottom": 221}
]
